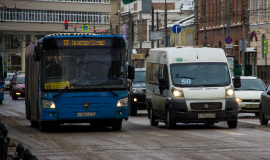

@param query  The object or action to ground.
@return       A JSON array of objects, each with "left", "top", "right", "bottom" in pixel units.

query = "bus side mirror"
[
  {"left": 128, "top": 65, "right": 135, "bottom": 79},
  {"left": 4, "top": 72, "right": 7, "bottom": 78},
  {"left": 159, "top": 78, "right": 168, "bottom": 90},
  {"left": 233, "top": 76, "right": 241, "bottom": 88},
  {"left": 34, "top": 45, "right": 42, "bottom": 61}
]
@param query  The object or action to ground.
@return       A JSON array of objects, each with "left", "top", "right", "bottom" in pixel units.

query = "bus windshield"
[
  {"left": 170, "top": 63, "right": 231, "bottom": 87},
  {"left": 41, "top": 47, "right": 126, "bottom": 91}
]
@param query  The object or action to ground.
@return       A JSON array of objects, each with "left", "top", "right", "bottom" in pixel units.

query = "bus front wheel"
[
  {"left": 39, "top": 121, "right": 49, "bottom": 132},
  {"left": 112, "top": 120, "right": 122, "bottom": 131}
]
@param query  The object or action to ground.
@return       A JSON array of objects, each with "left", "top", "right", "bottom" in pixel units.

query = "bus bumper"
[{"left": 114, "top": 107, "right": 129, "bottom": 120}]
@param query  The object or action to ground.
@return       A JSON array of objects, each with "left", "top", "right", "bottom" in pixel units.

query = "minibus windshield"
[{"left": 170, "top": 63, "right": 231, "bottom": 87}]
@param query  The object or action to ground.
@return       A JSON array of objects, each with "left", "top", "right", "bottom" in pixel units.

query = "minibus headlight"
[
  {"left": 226, "top": 89, "right": 234, "bottom": 96},
  {"left": 236, "top": 97, "right": 242, "bottom": 102},
  {"left": 42, "top": 99, "right": 56, "bottom": 109},
  {"left": 117, "top": 97, "right": 128, "bottom": 107},
  {"left": 172, "top": 87, "right": 184, "bottom": 97}
]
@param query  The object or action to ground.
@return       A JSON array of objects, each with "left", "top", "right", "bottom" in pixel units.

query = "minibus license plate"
[
  {"left": 198, "top": 113, "right": 216, "bottom": 119},
  {"left": 77, "top": 112, "right": 96, "bottom": 117}
]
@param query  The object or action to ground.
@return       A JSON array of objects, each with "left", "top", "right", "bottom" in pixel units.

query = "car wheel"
[
  {"left": 166, "top": 108, "right": 176, "bottom": 129},
  {"left": 227, "top": 120, "right": 237, "bottom": 128},
  {"left": 129, "top": 100, "right": 137, "bottom": 116},
  {"left": 259, "top": 107, "right": 268, "bottom": 125},
  {"left": 150, "top": 107, "right": 158, "bottom": 126},
  {"left": 112, "top": 120, "right": 122, "bottom": 131}
]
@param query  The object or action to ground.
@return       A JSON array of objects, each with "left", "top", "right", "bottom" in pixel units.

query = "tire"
[
  {"left": 227, "top": 120, "right": 237, "bottom": 128},
  {"left": 259, "top": 107, "right": 268, "bottom": 125},
  {"left": 205, "top": 122, "right": 214, "bottom": 125},
  {"left": 150, "top": 108, "right": 158, "bottom": 126},
  {"left": 255, "top": 112, "right": 259, "bottom": 117},
  {"left": 39, "top": 121, "right": 49, "bottom": 132},
  {"left": 129, "top": 100, "right": 137, "bottom": 116},
  {"left": 112, "top": 120, "right": 122, "bottom": 131},
  {"left": 166, "top": 108, "right": 176, "bottom": 129},
  {"left": 31, "top": 120, "right": 39, "bottom": 128}
]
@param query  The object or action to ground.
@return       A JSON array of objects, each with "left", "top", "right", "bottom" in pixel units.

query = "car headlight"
[
  {"left": 132, "top": 88, "right": 143, "bottom": 94},
  {"left": 172, "top": 87, "right": 184, "bottom": 97},
  {"left": 236, "top": 97, "right": 242, "bottom": 102},
  {"left": 42, "top": 99, "right": 56, "bottom": 109},
  {"left": 117, "top": 97, "right": 128, "bottom": 107}
]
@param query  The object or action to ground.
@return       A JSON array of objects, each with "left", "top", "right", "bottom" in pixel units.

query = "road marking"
[
  {"left": 144, "top": 131, "right": 170, "bottom": 137},
  {"left": 238, "top": 120, "right": 261, "bottom": 125},
  {"left": 215, "top": 130, "right": 246, "bottom": 135}
]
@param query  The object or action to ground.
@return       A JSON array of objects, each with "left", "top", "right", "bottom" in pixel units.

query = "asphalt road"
[{"left": 1, "top": 91, "right": 270, "bottom": 160}]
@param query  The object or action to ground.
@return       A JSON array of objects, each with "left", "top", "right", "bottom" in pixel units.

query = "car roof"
[
  {"left": 232, "top": 76, "right": 260, "bottom": 80},
  {"left": 135, "top": 68, "right": 146, "bottom": 71}
]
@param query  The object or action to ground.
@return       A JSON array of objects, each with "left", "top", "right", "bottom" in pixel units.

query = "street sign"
[
  {"left": 150, "top": 31, "right": 164, "bottom": 40},
  {"left": 225, "top": 36, "right": 232, "bottom": 44},
  {"left": 82, "top": 25, "right": 89, "bottom": 32},
  {"left": 225, "top": 44, "right": 233, "bottom": 48},
  {"left": 264, "top": 41, "right": 267, "bottom": 53},
  {"left": 172, "top": 25, "right": 181, "bottom": 34}
]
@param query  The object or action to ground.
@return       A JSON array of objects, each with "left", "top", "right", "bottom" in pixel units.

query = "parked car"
[
  {"left": 4, "top": 73, "right": 14, "bottom": 90},
  {"left": 234, "top": 76, "right": 266, "bottom": 116},
  {"left": 10, "top": 71, "right": 25, "bottom": 96},
  {"left": 128, "top": 68, "right": 146, "bottom": 116},
  {"left": 259, "top": 83, "right": 270, "bottom": 125},
  {"left": 11, "top": 75, "right": 25, "bottom": 100}
]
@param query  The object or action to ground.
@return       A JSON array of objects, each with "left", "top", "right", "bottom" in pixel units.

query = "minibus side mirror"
[
  {"left": 267, "top": 91, "right": 270, "bottom": 95},
  {"left": 159, "top": 78, "right": 168, "bottom": 90},
  {"left": 34, "top": 45, "right": 42, "bottom": 61},
  {"left": 233, "top": 76, "right": 241, "bottom": 88},
  {"left": 4, "top": 71, "right": 7, "bottom": 78},
  {"left": 128, "top": 65, "right": 135, "bottom": 79}
]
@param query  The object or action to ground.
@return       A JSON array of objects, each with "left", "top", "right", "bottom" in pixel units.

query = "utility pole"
[
  {"left": 203, "top": 0, "right": 207, "bottom": 47},
  {"left": 118, "top": 0, "right": 121, "bottom": 35},
  {"left": 151, "top": 6, "right": 154, "bottom": 48},
  {"left": 156, "top": 11, "right": 159, "bottom": 48},
  {"left": 241, "top": 0, "right": 246, "bottom": 76},
  {"left": 194, "top": 0, "right": 198, "bottom": 46},
  {"left": 226, "top": 0, "right": 231, "bottom": 55},
  {"left": 164, "top": 0, "right": 168, "bottom": 47},
  {"left": 139, "top": 11, "right": 143, "bottom": 68},
  {"left": 128, "top": 10, "right": 133, "bottom": 66}
]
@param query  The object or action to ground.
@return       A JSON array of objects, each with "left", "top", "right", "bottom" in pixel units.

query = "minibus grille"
[{"left": 190, "top": 102, "right": 222, "bottom": 110}]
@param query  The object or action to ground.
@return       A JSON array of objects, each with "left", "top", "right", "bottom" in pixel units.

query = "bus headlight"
[
  {"left": 42, "top": 99, "right": 56, "bottom": 109},
  {"left": 117, "top": 97, "right": 128, "bottom": 107}
]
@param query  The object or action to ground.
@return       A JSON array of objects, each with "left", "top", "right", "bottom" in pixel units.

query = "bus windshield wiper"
[
  {"left": 91, "top": 84, "right": 118, "bottom": 96},
  {"left": 53, "top": 86, "right": 69, "bottom": 98}
]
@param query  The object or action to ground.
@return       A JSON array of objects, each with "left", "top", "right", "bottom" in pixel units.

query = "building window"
[
  {"left": 148, "top": 25, "right": 157, "bottom": 41},
  {"left": 0, "top": 9, "right": 110, "bottom": 24},
  {"left": 261, "top": 33, "right": 266, "bottom": 59}
]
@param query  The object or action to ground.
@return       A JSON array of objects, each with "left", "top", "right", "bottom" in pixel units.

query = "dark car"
[
  {"left": 10, "top": 71, "right": 25, "bottom": 96},
  {"left": 259, "top": 83, "right": 270, "bottom": 125},
  {"left": 128, "top": 68, "right": 146, "bottom": 116},
  {"left": 11, "top": 75, "right": 25, "bottom": 100}
]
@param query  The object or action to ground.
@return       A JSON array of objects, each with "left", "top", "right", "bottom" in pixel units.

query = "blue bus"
[
  {"left": 0, "top": 55, "right": 6, "bottom": 104},
  {"left": 25, "top": 33, "right": 134, "bottom": 131}
]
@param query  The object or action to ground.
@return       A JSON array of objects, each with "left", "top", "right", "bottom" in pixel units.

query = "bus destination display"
[{"left": 57, "top": 39, "right": 111, "bottom": 47}]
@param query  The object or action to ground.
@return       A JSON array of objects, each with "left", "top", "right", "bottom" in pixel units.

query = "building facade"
[
  {"left": 0, "top": 0, "right": 112, "bottom": 72},
  {"left": 120, "top": 0, "right": 190, "bottom": 68},
  {"left": 249, "top": 0, "right": 270, "bottom": 84}
]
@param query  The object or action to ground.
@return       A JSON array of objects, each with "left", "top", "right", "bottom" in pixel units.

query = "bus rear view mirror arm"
[
  {"left": 34, "top": 45, "right": 42, "bottom": 61},
  {"left": 128, "top": 65, "right": 135, "bottom": 79}
]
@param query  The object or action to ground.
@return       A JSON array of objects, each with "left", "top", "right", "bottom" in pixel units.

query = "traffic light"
[{"left": 64, "top": 20, "right": 68, "bottom": 30}]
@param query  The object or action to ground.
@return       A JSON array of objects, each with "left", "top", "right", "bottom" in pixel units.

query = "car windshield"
[
  {"left": 133, "top": 71, "right": 146, "bottom": 83},
  {"left": 234, "top": 79, "right": 265, "bottom": 91},
  {"left": 17, "top": 77, "right": 25, "bottom": 84},
  {"left": 170, "top": 63, "right": 231, "bottom": 87}
]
